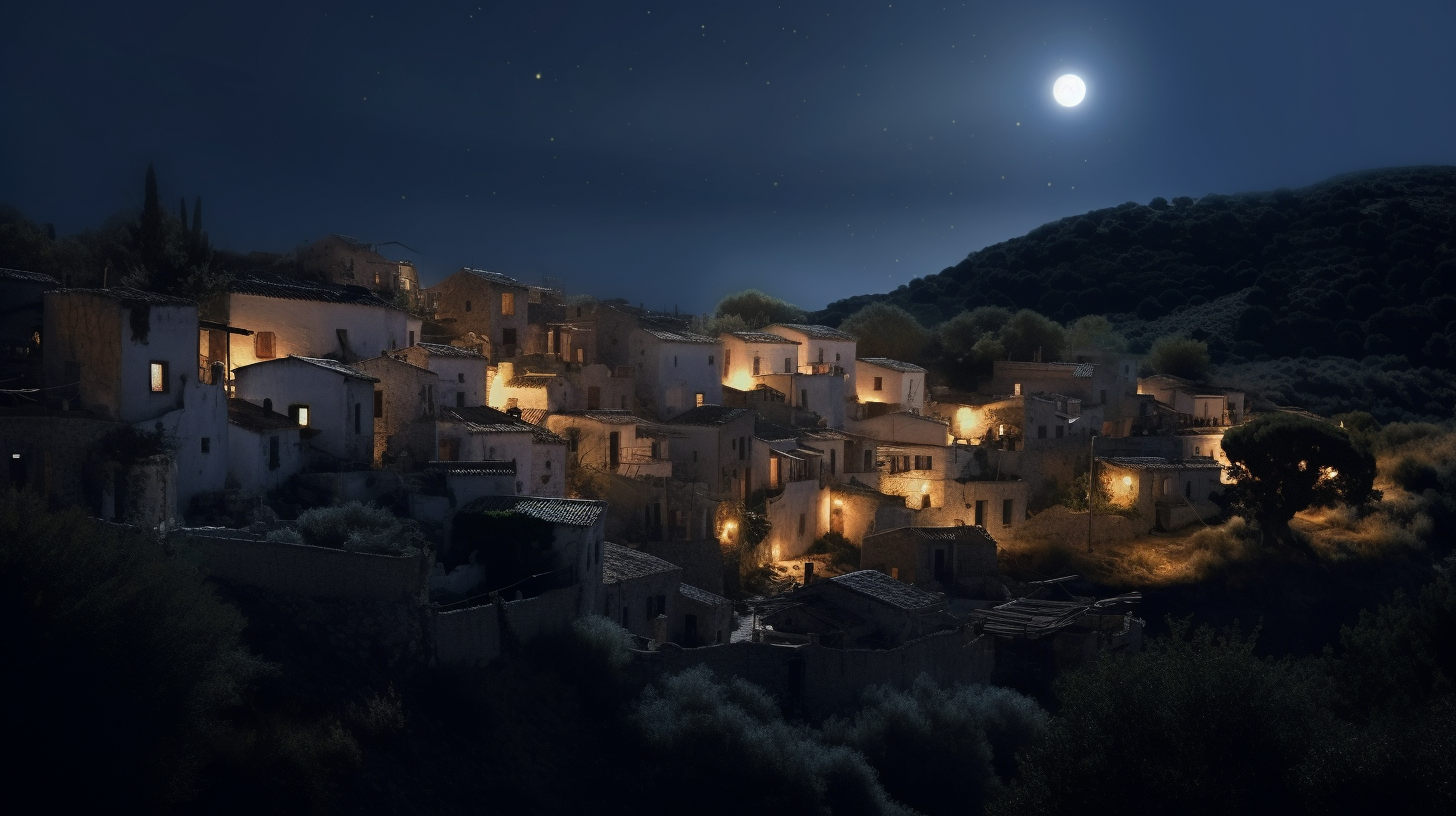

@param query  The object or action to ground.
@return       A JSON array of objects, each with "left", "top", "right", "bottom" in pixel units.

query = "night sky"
[{"left": 4, "top": 1, "right": 1454, "bottom": 312}]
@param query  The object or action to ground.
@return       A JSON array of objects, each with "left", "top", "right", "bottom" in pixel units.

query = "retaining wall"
[{"left": 175, "top": 529, "right": 428, "bottom": 601}]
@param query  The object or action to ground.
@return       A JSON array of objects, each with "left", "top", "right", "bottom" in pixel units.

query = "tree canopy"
[
  {"left": 1147, "top": 335, "right": 1211, "bottom": 380},
  {"left": 1221, "top": 412, "right": 1379, "bottom": 546},
  {"left": 712, "top": 289, "right": 806, "bottom": 329},
  {"left": 839, "top": 302, "right": 931, "bottom": 362}
]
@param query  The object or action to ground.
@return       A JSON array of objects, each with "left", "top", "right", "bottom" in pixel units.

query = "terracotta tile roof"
[
  {"left": 555, "top": 409, "right": 641, "bottom": 425},
  {"left": 666, "top": 406, "right": 749, "bottom": 426},
  {"left": 459, "top": 495, "right": 606, "bottom": 527},
  {"left": 602, "top": 543, "right": 681, "bottom": 583},
  {"left": 290, "top": 355, "right": 380, "bottom": 382},
  {"left": 460, "top": 268, "right": 526, "bottom": 288},
  {"left": 858, "top": 357, "right": 927, "bottom": 373},
  {"left": 226, "top": 398, "right": 300, "bottom": 433},
  {"left": 770, "top": 323, "right": 856, "bottom": 341},
  {"left": 415, "top": 342, "right": 484, "bottom": 358},
  {"left": 427, "top": 460, "right": 517, "bottom": 475},
  {"left": 0, "top": 267, "right": 59, "bottom": 285},
  {"left": 640, "top": 327, "right": 719, "bottom": 345},
  {"left": 753, "top": 418, "right": 799, "bottom": 441},
  {"left": 229, "top": 275, "right": 400, "bottom": 309},
  {"left": 826, "top": 570, "right": 945, "bottom": 611},
  {"left": 678, "top": 582, "right": 730, "bottom": 606},
  {"left": 1100, "top": 456, "right": 1224, "bottom": 471},
  {"left": 517, "top": 408, "right": 549, "bottom": 426},
  {"left": 49, "top": 286, "right": 195, "bottom": 307},
  {"left": 727, "top": 331, "right": 800, "bottom": 344}
]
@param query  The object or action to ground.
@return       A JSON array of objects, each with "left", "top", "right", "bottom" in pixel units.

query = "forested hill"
[{"left": 814, "top": 166, "right": 1456, "bottom": 368}]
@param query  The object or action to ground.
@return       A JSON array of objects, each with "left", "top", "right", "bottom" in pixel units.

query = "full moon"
[{"left": 1053, "top": 74, "right": 1086, "bottom": 107}]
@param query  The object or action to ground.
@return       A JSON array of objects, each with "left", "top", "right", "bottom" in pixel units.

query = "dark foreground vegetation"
[{"left": 2, "top": 488, "right": 1452, "bottom": 815}]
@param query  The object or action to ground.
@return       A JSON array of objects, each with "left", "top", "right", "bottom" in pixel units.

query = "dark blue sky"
[{"left": 4, "top": 1, "right": 1454, "bottom": 312}]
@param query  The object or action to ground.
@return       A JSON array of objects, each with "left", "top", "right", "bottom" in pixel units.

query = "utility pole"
[{"left": 1087, "top": 432, "right": 1096, "bottom": 553}]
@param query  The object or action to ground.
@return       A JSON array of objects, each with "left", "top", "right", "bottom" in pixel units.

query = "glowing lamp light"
[
  {"left": 10, "top": 454, "right": 19, "bottom": 459},
  {"left": 1122, "top": 476, "right": 1133, "bottom": 487},
  {"left": 833, "top": 499, "right": 843, "bottom": 508},
  {"left": 920, "top": 482, "right": 931, "bottom": 494}
]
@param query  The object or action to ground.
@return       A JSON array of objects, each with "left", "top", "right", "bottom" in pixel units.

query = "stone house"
[
  {"left": 424, "top": 460, "right": 518, "bottom": 506},
  {"left": 1137, "top": 374, "right": 1246, "bottom": 427},
  {"left": 488, "top": 360, "right": 635, "bottom": 414},
  {"left": 544, "top": 410, "right": 676, "bottom": 479},
  {"left": 226, "top": 397, "right": 307, "bottom": 497},
  {"left": 207, "top": 276, "right": 421, "bottom": 373},
  {"left": 436, "top": 405, "right": 566, "bottom": 497},
  {"left": 630, "top": 326, "right": 722, "bottom": 420},
  {"left": 857, "top": 358, "right": 927, "bottom": 415},
  {"left": 664, "top": 405, "right": 756, "bottom": 502},
  {"left": 424, "top": 268, "right": 530, "bottom": 361},
  {"left": 602, "top": 543, "right": 682, "bottom": 640},
  {"left": 861, "top": 525, "right": 1001, "bottom": 596},
  {"left": 354, "top": 355, "right": 439, "bottom": 469},
  {"left": 232, "top": 356, "right": 378, "bottom": 464},
  {"left": 394, "top": 342, "right": 487, "bottom": 411},
  {"left": 764, "top": 323, "right": 857, "bottom": 384},
  {"left": 296, "top": 234, "right": 421, "bottom": 308},
  {"left": 1098, "top": 456, "right": 1225, "bottom": 532},
  {"left": 0, "top": 266, "right": 57, "bottom": 390},
  {"left": 762, "top": 569, "right": 953, "bottom": 649},
  {"left": 676, "top": 582, "right": 734, "bottom": 647},
  {"left": 798, "top": 428, "right": 879, "bottom": 486},
  {"left": 988, "top": 359, "right": 1138, "bottom": 434},
  {"left": 44, "top": 288, "right": 229, "bottom": 516},
  {"left": 828, "top": 480, "right": 914, "bottom": 545},
  {"left": 449, "top": 495, "right": 605, "bottom": 611}
]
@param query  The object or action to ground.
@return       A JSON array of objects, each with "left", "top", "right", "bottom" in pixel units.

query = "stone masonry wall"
[{"left": 175, "top": 530, "right": 428, "bottom": 601}]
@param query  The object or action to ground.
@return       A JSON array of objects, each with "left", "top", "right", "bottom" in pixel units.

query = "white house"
[
  {"left": 226, "top": 397, "right": 307, "bottom": 497},
  {"left": 663, "top": 405, "right": 756, "bottom": 501},
  {"left": 857, "top": 358, "right": 927, "bottom": 414},
  {"left": 215, "top": 276, "right": 421, "bottom": 372},
  {"left": 232, "top": 356, "right": 378, "bottom": 464},
  {"left": 544, "top": 410, "right": 676, "bottom": 479},
  {"left": 437, "top": 405, "right": 567, "bottom": 497},
  {"left": 764, "top": 323, "right": 857, "bottom": 386},
  {"left": 43, "top": 288, "right": 229, "bottom": 517},
  {"left": 629, "top": 327, "right": 723, "bottom": 421},
  {"left": 719, "top": 331, "right": 801, "bottom": 391},
  {"left": 395, "top": 342, "right": 488, "bottom": 410}
]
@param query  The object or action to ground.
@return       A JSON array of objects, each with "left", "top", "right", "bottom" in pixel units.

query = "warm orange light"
[
  {"left": 1122, "top": 476, "right": 1133, "bottom": 487},
  {"left": 833, "top": 499, "right": 843, "bottom": 507},
  {"left": 920, "top": 481, "right": 930, "bottom": 494}
]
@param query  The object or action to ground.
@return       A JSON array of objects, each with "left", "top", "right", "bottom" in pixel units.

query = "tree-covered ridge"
[{"left": 815, "top": 166, "right": 1456, "bottom": 368}]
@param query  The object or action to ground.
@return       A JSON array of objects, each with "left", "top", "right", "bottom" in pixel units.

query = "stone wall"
[
  {"left": 637, "top": 539, "right": 727, "bottom": 594},
  {"left": 175, "top": 529, "right": 429, "bottom": 601},
  {"left": 629, "top": 626, "right": 993, "bottom": 721},
  {"left": 1008, "top": 504, "right": 1140, "bottom": 547},
  {"left": 0, "top": 414, "right": 121, "bottom": 512}
]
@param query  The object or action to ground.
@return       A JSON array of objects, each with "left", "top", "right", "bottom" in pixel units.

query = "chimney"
[{"left": 803, "top": 561, "right": 815, "bottom": 586}]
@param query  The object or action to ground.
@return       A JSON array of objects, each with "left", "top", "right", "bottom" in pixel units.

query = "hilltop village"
[{"left": 0, "top": 234, "right": 1253, "bottom": 701}]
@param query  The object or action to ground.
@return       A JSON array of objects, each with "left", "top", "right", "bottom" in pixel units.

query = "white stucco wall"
[
  {"left": 234, "top": 360, "right": 376, "bottom": 462},
  {"left": 227, "top": 295, "right": 414, "bottom": 370},
  {"left": 630, "top": 334, "right": 723, "bottom": 420},
  {"left": 857, "top": 362, "right": 924, "bottom": 414},
  {"left": 228, "top": 424, "right": 305, "bottom": 497}
]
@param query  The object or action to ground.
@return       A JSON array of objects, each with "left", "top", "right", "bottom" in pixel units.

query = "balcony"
[{"left": 800, "top": 363, "right": 845, "bottom": 376}]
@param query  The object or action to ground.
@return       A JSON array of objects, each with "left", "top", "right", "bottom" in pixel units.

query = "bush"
[
  {"left": 840, "top": 302, "right": 931, "bottom": 363},
  {"left": 268, "top": 501, "right": 423, "bottom": 555},
  {"left": 824, "top": 676, "right": 1047, "bottom": 816},
  {"left": 807, "top": 531, "right": 860, "bottom": 568},
  {"left": 1147, "top": 334, "right": 1211, "bottom": 380}
]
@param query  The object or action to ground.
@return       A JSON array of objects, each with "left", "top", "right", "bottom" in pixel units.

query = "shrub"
[
  {"left": 268, "top": 501, "right": 423, "bottom": 555},
  {"left": 807, "top": 531, "right": 860, "bottom": 568},
  {"left": 1147, "top": 334, "right": 1211, "bottom": 380}
]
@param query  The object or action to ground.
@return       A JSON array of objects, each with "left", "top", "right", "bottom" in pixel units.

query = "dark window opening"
[
  {"left": 373, "top": 390, "right": 384, "bottom": 418},
  {"left": 200, "top": 437, "right": 210, "bottom": 454},
  {"left": 268, "top": 436, "right": 280, "bottom": 470}
]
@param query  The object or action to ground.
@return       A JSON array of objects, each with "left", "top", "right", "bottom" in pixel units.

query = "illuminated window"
[
  {"left": 290, "top": 404, "right": 311, "bottom": 427},
  {"left": 576, "top": 348, "right": 584, "bottom": 363},
  {"left": 752, "top": 356, "right": 761, "bottom": 375},
  {"left": 149, "top": 361, "right": 167, "bottom": 393},
  {"left": 254, "top": 331, "right": 276, "bottom": 359},
  {"left": 695, "top": 392, "right": 705, "bottom": 407},
  {"left": 501, "top": 292, "right": 515, "bottom": 315}
]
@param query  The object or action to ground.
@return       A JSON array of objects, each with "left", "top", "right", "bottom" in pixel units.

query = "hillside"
[{"left": 814, "top": 166, "right": 1456, "bottom": 420}]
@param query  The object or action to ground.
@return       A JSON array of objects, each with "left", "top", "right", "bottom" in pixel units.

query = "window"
[
  {"left": 149, "top": 361, "right": 168, "bottom": 393},
  {"left": 354, "top": 403, "right": 361, "bottom": 434},
  {"left": 1037, "top": 425, "right": 1047, "bottom": 439},
  {"left": 290, "top": 404, "right": 311, "bottom": 427},
  {"left": 576, "top": 348, "right": 585, "bottom": 363},
  {"left": 374, "top": 390, "right": 384, "bottom": 418},
  {"left": 502, "top": 328, "right": 517, "bottom": 347},
  {"left": 457, "top": 372, "right": 465, "bottom": 383},
  {"left": 336, "top": 328, "right": 349, "bottom": 350},
  {"left": 695, "top": 392, "right": 705, "bottom": 407},
  {"left": 800, "top": 389, "right": 807, "bottom": 408},
  {"left": 784, "top": 357, "right": 792, "bottom": 374},
  {"left": 673, "top": 355, "right": 678, "bottom": 367},
  {"left": 465, "top": 300, "right": 472, "bottom": 312},
  {"left": 501, "top": 292, "right": 515, "bottom": 315},
  {"left": 864, "top": 450, "right": 873, "bottom": 471},
  {"left": 873, "top": 376, "right": 883, "bottom": 391},
  {"left": 254, "top": 331, "right": 276, "bottom": 359},
  {"left": 753, "top": 356, "right": 761, "bottom": 375},
  {"left": 739, "top": 436, "right": 747, "bottom": 461},
  {"left": 1002, "top": 498, "right": 1014, "bottom": 525},
  {"left": 409, "top": 330, "right": 416, "bottom": 345},
  {"left": 797, "top": 514, "right": 806, "bottom": 537},
  {"left": 200, "top": 437, "right": 210, "bottom": 454},
  {"left": 975, "top": 500, "right": 986, "bottom": 526},
  {"left": 1055, "top": 425, "right": 1064, "bottom": 439},
  {"left": 455, "top": 392, "right": 464, "bottom": 408},
  {"left": 829, "top": 448, "right": 836, "bottom": 474},
  {"left": 506, "top": 397, "right": 518, "bottom": 410},
  {"left": 268, "top": 436, "right": 280, "bottom": 470},
  {"left": 708, "top": 355, "right": 714, "bottom": 366},
  {"left": 692, "top": 450, "right": 698, "bottom": 462},
  {"left": 818, "top": 348, "right": 824, "bottom": 363},
  {"left": 926, "top": 456, "right": 933, "bottom": 470},
  {"left": 1014, "top": 383, "right": 1022, "bottom": 396},
  {"left": 588, "top": 386, "right": 601, "bottom": 410}
]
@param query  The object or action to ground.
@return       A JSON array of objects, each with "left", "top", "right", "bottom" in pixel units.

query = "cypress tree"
[
  {"left": 178, "top": 197, "right": 189, "bottom": 232},
  {"left": 191, "top": 197, "right": 203, "bottom": 244},
  {"left": 138, "top": 163, "right": 164, "bottom": 271}
]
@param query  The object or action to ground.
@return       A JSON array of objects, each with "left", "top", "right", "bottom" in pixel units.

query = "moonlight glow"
[{"left": 1053, "top": 74, "right": 1086, "bottom": 107}]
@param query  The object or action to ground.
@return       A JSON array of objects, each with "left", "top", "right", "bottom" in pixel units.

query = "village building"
[
  {"left": 717, "top": 329, "right": 847, "bottom": 428},
  {"left": 663, "top": 405, "right": 757, "bottom": 502},
  {"left": 764, "top": 323, "right": 857, "bottom": 384},
  {"left": 354, "top": 355, "right": 439, "bottom": 469},
  {"left": 448, "top": 495, "right": 605, "bottom": 612},
  {"left": 0, "top": 267, "right": 57, "bottom": 391},
  {"left": 226, "top": 397, "right": 308, "bottom": 497},
  {"left": 43, "top": 288, "right": 230, "bottom": 516},
  {"left": 423, "top": 268, "right": 530, "bottom": 361},
  {"left": 975, "top": 592, "right": 1144, "bottom": 693},
  {"left": 751, "top": 419, "right": 831, "bottom": 561},
  {"left": 394, "top": 342, "right": 487, "bottom": 410},
  {"left": 760, "top": 569, "right": 955, "bottom": 649},
  {"left": 544, "top": 410, "right": 676, "bottom": 479},
  {"left": 207, "top": 276, "right": 421, "bottom": 374},
  {"left": 856, "top": 358, "right": 927, "bottom": 415},
  {"left": 675, "top": 582, "right": 735, "bottom": 647},
  {"left": 828, "top": 480, "right": 914, "bottom": 544},
  {"left": 232, "top": 355, "right": 378, "bottom": 465},
  {"left": 296, "top": 234, "right": 422, "bottom": 308},
  {"left": 1137, "top": 374, "right": 1247, "bottom": 428},
  {"left": 436, "top": 405, "right": 567, "bottom": 497},
  {"left": 987, "top": 359, "right": 1138, "bottom": 435},
  {"left": 487, "top": 360, "right": 635, "bottom": 414},
  {"left": 1097, "top": 456, "right": 1225, "bottom": 532},
  {"left": 630, "top": 326, "right": 722, "bottom": 421},
  {"left": 860, "top": 525, "right": 1002, "bottom": 596},
  {"left": 600, "top": 544, "right": 734, "bottom": 646},
  {"left": 424, "top": 460, "right": 517, "bottom": 506},
  {"left": 797, "top": 428, "right": 879, "bottom": 486}
]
